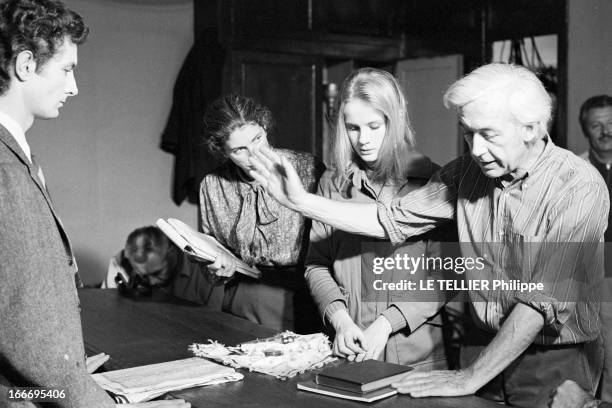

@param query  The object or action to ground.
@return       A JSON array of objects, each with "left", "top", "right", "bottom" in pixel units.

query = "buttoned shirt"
[
  {"left": 378, "top": 139, "right": 609, "bottom": 345},
  {"left": 306, "top": 158, "right": 448, "bottom": 329},
  {"left": 306, "top": 160, "right": 450, "bottom": 366}
]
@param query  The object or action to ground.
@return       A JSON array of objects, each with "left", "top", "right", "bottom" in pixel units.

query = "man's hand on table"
[
  {"left": 393, "top": 304, "right": 546, "bottom": 398},
  {"left": 392, "top": 367, "right": 480, "bottom": 397}
]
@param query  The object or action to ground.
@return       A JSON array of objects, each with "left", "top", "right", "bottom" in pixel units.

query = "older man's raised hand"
[{"left": 248, "top": 146, "right": 307, "bottom": 210}]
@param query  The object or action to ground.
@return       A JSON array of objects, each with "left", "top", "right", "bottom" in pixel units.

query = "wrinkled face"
[
  {"left": 24, "top": 39, "right": 79, "bottom": 120},
  {"left": 125, "top": 236, "right": 170, "bottom": 286},
  {"left": 224, "top": 123, "right": 270, "bottom": 173},
  {"left": 461, "top": 100, "right": 529, "bottom": 178},
  {"left": 343, "top": 99, "right": 387, "bottom": 164},
  {"left": 584, "top": 107, "right": 612, "bottom": 155}
]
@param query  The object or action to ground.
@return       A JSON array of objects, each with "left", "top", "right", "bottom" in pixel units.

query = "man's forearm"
[
  {"left": 468, "top": 303, "right": 545, "bottom": 388},
  {"left": 296, "top": 193, "right": 387, "bottom": 238}
]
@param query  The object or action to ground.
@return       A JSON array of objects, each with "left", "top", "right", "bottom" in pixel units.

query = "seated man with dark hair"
[{"left": 102, "top": 226, "right": 221, "bottom": 306}]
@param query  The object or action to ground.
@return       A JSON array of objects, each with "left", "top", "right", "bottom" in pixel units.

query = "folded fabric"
[
  {"left": 92, "top": 357, "right": 243, "bottom": 403},
  {"left": 190, "top": 331, "right": 336, "bottom": 380}
]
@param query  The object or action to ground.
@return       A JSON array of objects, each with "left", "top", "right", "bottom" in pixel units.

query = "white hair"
[{"left": 443, "top": 63, "right": 552, "bottom": 136}]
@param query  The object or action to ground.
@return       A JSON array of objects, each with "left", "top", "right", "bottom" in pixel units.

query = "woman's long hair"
[{"left": 332, "top": 68, "right": 417, "bottom": 185}]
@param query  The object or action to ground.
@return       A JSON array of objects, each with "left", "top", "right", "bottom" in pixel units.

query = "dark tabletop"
[{"left": 79, "top": 289, "right": 501, "bottom": 408}]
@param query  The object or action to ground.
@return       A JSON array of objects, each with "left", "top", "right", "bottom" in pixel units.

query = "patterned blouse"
[{"left": 200, "top": 148, "right": 325, "bottom": 271}]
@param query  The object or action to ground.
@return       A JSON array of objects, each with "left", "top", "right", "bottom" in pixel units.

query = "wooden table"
[{"left": 79, "top": 289, "right": 500, "bottom": 408}]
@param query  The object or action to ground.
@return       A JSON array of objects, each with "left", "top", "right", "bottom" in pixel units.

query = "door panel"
[
  {"left": 231, "top": 51, "right": 322, "bottom": 157},
  {"left": 396, "top": 55, "right": 463, "bottom": 167}
]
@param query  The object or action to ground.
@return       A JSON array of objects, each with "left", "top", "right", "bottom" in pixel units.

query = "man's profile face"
[
  {"left": 584, "top": 106, "right": 612, "bottom": 155},
  {"left": 460, "top": 99, "right": 529, "bottom": 178},
  {"left": 24, "top": 39, "right": 79, "bottom": 120}
]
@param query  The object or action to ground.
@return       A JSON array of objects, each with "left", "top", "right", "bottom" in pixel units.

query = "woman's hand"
[
  {"left": 362, "top": 316, "right": 392, "bottom": 360},
  {"left": 329, "top": 309, "right": 368, "bottom": 361},
  {"left": 86, "top": 352, "right": 109, "bottom": 374},
  {"left": 207, "top": 251, "right": 237, "bottom": 279}
]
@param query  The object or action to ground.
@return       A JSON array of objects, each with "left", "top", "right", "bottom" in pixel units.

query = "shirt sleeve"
[
  {"left": 385, "top": 235, "right": 450, "bottom": 333},
  {"left": 514, "top": 179, "right": 609, "bottom": 331},
  {"left": 381, "top": 305, "right": 408, "bottom": 332},
  {"left": 304, "top": 175, "right": 347, "bottom": 322},
  {"left": 324, "top": 300, "right": 349, "bottom": 323},
  {"left": 377, "top": 158, "right": 462, "bottom": 245},
  {"left": 169, "top": 253, "right": 213, "bottom": 306}
]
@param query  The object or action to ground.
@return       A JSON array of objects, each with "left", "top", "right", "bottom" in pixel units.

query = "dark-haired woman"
[{"left": 199, "top": 95, "right": 324, "bottom": 332}]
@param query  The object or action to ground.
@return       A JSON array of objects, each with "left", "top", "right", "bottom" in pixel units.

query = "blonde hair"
[
  {"left": 443, "top": 63, "right": 552, "bottom": 136},
  {"left": 333, "top": 68, "right": 416, "bottom": 184}
]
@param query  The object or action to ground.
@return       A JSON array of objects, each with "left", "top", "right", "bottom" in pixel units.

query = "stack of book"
[
  {"left": 92, "top": 357, "right": 243, "bottom": 403},
  {"left": 297, "top": 359, "right": 413, "bottom": 402}
]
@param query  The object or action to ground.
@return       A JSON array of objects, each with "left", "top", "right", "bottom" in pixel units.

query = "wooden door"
[
  {"left": 395, "top": 55, "right": 464, "bottom": 167},
  {"left": 230, "top": 51, "right": 323, "bottom": 157}
]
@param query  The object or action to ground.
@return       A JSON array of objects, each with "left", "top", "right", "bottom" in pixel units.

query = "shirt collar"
[
  {"left": 339, "top": 151, "right": 436, "bottom": 197},
  {"left": 338, "top": 164, "right": 370, "bottom": 197},
  {"left": 338, "top": 164, "right": 395, "bottom": 200},
  {"left": 0, "top": 111, "right": 31, "bottom": 163},
  {"left": 498, "top": 136, "right": 553, "bottom": 188}
]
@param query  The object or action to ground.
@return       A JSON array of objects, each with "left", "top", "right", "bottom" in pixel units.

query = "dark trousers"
[{"left": 461, "top": 328, "right": 603, "bottom": 408}]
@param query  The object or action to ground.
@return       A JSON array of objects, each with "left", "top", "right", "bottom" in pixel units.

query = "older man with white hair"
[{"left": 248, "top": 63, "right": 609, "bottom": 408}]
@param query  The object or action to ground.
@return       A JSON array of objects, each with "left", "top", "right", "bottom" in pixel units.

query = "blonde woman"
[{"left": 305, "top": 68, "right": 451, "bottom": 368}]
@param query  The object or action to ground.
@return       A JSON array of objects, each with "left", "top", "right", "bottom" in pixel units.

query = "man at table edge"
[
  {"left": 248, "top": 63, "right": 609, "bottom": 408},
  {"left": 0, "top": 1, "right": 189, "bottom": 407}
]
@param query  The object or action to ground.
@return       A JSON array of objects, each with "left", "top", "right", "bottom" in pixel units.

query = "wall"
[
  {"left": 567, "top": 0, "right": 612, "bottom": 153},
  {"left": 27, "top": 0, "right": 196, "bottom": 285}
]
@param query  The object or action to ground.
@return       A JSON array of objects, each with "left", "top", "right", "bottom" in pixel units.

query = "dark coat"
[{"left": 161, "top": 29, "right": 225, "bottom": 204}]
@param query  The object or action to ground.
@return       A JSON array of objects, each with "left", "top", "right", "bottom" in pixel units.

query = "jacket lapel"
[{"left": 0, "top": 125, "right": 77, "bottom": 271}]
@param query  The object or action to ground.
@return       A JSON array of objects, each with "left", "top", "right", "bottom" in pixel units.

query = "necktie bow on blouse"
[{"left": 234, "top": 184, "right": 279, "bottom": 265}]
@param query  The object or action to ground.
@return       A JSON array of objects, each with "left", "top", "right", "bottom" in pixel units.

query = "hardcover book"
[
  {"left": 297, "top": 380, "right": 398, "bottom": 403},
  {"left": 315, "top": 359, "right": 413, "bottom": 393}
]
